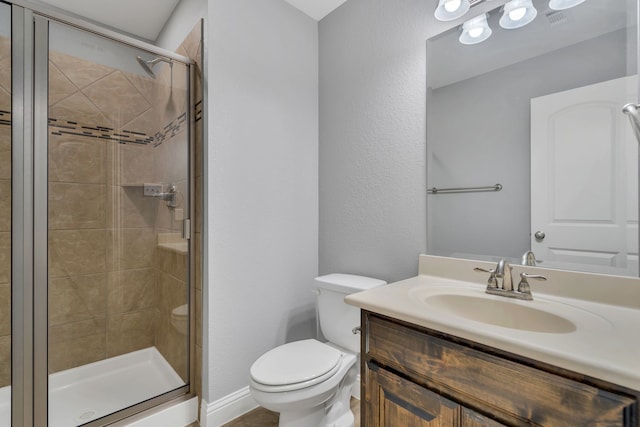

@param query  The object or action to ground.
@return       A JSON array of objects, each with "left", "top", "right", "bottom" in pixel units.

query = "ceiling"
[
  {"left": 34, "top": 0, "right": 348, "bottom": 43},
  {"left": 283, "top": 0, "right": 349, "bottom": 21},
  {"left": 35, "top": 0, "right": 181, "bottom": 41}
]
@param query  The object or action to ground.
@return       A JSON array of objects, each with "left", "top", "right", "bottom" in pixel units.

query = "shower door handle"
[{"left": 182, "top": 219, "right": 191, "bottom": 240}]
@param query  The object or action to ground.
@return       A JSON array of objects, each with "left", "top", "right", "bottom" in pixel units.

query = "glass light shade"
[
  {"left": 549, "top": 0, "right": 586, "bottom": 10},
  {"left": 459, "top": 13, "right": 492, "bottom": 45},
  {"left": 499, "top": 0, "right": 537, "bottom": 29},
  {"left": 434, "top": 0, "right": 471, "bottom": 22}
]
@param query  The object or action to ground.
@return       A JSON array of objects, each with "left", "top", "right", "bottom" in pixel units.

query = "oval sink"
[
  {"left": 409, "top": 286, "right": 611, "bottom": 334},
  {"left": 424, "top": 293, "right": 576, "bottom": 333}
]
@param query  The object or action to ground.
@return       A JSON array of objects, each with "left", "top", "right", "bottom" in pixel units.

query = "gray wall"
[
  {"left": 319, "top": 0, "right": 430, "bottom": 283},
  {"left": 206, "top": 0, "right": 318, "bottom": 402},
  {"left": 428, "top": 29, "right": 628, "bottom": 260}
]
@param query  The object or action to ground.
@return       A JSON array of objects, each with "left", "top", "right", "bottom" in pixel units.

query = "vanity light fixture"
[
  {"left": 434, "top": 0, "right": 471, "bottom": 22},
  {"left": 499, "top": 0, "right": 537, "bottom": 29},
  {"left": 549, "top": 0, "right": 586, "bottom": 10},
  {"left": 459, "top": 13, "right": 492, "bottom": 45}
]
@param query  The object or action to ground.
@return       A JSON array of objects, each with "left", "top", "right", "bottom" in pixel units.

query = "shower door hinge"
[{"left": 182, "top": 219, "right": 191, "bottom": 240}]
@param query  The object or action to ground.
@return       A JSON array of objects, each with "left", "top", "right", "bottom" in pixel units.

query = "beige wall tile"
[
  {"left": 107, "top": 309, "right": 154, "bottom": 357},
  {"left": 158, "top": 272, "right": 187, "bottom": 315},
  {"left": 0, "top": 36, "right": 9, "bottom": 62},
  {"left": 83, "top": 71, "right": 151, "bottom": 127},
  {"left": 195, "top": 176, "right": 202, "bottom": 233},
  {"left": 49, "top": 274, "right": 106, "bottom": 326},
  {"left": 155, "top": 314, "right": 188, "bottom": 381},
  {"left": 49, "top": 61, "right": 78, "bottom": 106},
  {"left": 0, "top": 126, "right": 10, "bottom": 180},
  {"left": 195, "top": 232, "right": 201, "bottom": 290},
  {"left": 157, "top": 247, "right": 187, "bottom": 282},
  {"left": 0, "top": 87, "right": 9, "bottom": 117},
  {"left": 49, "top": 183, "right": 106, "bottom": 230},
  {"left": 119, "top": 143, "right": 154, "bottom": 185},
  {"left": 49, "top": 134, "right": 106, "bottom": 184},
  {"left": 49, "top": 317, "right": 106, "bottom": 373},
  {"left": 154, "top": 136, "right": 188, "bottom": 184},
  {"left": 0, "top": 283, "right": 9, "bottom": 336},
  {"left": 108, "top": 268, "right": 156, "bottom": 314},
  {"left": 195, "top": 343, "right": 202, "bottom": 400},
  {"left": 119, "top": 186, "right": 156, "bottom": 228},
  {"left": 195, "top": 119, "right": 203, "bottom": 180},
  {"left": 108, "top": 228, "right": 155, "bottom": 271},
  {"left": 49, "top": 51, "right": 113, "bottom": 90},
  {"left": 121, "top": 71, "right": 156, "bottom": 104},
  {"left": 0, "top": 335, "right": 9, "bottom": 388},
  {"left": 179, "top": 24, "right": 202, "bottom": 68},
  {"left": 123, "top": 108, "right": 156, "bottom": 138},
  {"left": 49, "top": 91, "right": 111, "bottom": 128},
  {"left": 0, "top": 54, "right": 10, "bottom": 96},
  {"left": 0, "top": 179, "right": 10, "bottom": 232},
  {"left": 0, "top": 232, "right": 9, "bottom": 284},
  {"left": 195, "top": 287, "right": 202, "bottom": 348},
  {"left": 49, "top": 229, "right": 106, "bottom": 277}
]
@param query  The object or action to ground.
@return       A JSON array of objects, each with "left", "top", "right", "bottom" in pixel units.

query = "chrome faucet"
[
  {"left": 495, "top": 259, "right": 513, "bottom": 291},
  {"left": 474, "top": 259, "right": 546, "bottom": 300},
  {"left": 521, "top": 250, "right": 536, "bottom": 266}
]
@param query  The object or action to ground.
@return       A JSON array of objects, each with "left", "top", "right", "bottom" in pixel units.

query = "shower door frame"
[{"left": 9, "top": 2, "right": 197, "bottom": 426}]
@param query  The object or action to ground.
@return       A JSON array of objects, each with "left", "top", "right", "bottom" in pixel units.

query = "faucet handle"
[
  {"left": 518, "top": 272, "right": 547, "bottom": 294},
  {"left": 474, "top": 267, "right": 497, "bottom": 288}
]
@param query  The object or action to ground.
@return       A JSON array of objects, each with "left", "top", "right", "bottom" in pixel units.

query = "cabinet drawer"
[{"left": 366, "top": 314, "right": 636, "bottom": 426}]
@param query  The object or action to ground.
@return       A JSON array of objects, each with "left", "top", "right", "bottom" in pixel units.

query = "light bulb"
[
  {"left": 444, "top": 0, "right": 461, "bottom": 12},
  {"left": 468, "top": 27, "right": 484, "bottom": 38},
  {"left": 508, "top": 7, "right": 527, "bottom": 21}
]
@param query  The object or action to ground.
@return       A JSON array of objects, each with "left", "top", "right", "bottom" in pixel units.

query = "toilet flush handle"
[{"left": 352, "top": 326, "right": 361, "bottom": 335}]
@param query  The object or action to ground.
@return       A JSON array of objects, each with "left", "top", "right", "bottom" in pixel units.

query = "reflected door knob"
[{"left": 534, "top": 231, "right": 546, "bottom": 241}]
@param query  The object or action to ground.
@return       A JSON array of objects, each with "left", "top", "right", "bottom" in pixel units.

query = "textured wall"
[
  {"left": 206, "top": 0, "right": 318, "bottom": 402},
  {"left": 319, "top": 0, "right": 429, "bottom": 283}
]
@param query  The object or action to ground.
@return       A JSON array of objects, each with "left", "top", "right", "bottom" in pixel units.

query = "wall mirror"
[{"left": 426, "top": 0, "right": 640, "bottom": 277}]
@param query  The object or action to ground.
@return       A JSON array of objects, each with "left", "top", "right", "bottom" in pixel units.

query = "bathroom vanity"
[{"left": 346, "top": 256, "right": 640, "bottom": 426}]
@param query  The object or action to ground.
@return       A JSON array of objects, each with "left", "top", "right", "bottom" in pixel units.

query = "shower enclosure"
[{"left": 1, "top": 1, "right": 196, "bottom": 425}]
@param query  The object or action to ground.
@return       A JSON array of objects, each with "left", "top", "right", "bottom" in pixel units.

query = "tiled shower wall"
[{"left": 0, "top": 22, "right": 202, "bottom": 390}]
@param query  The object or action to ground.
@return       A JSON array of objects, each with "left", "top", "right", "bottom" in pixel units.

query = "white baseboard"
[{"left": 200, "top": 387, "right": 258, "bottom": 427}]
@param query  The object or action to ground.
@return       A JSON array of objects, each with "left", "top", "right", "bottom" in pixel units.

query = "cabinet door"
[
  {"left": 365, "top": 363, "right": 459, "bottom": 426},
  {"left": 461, "top": 408, "right": 507, "bottom": 427}
]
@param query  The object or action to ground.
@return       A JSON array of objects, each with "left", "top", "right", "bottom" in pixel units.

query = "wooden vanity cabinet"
[{"left": 361, "top": 311, "right": 639, "bottom": 427}]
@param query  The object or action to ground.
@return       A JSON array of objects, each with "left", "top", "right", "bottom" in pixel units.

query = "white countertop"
[{"left": 345, "top": 255, "right": 640, "bottom": 391}]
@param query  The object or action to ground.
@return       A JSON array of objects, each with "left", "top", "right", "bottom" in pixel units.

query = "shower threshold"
[{"left": 0, "top": 347, "right": 185, "bottom": 426}]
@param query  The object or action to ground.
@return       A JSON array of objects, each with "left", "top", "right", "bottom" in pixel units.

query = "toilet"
[{"left": 249, "top": 274, "right": 386, "bottom": 427}]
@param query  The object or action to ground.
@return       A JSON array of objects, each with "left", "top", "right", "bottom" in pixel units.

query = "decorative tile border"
[
  {"left": 153, "top": 112, "right": 187, "bottom": 147},
  {"left": 0, "top": 110, "right": 10, "bottom": 127},
  {"left": 0, "top": 109, "right": 189, "bottom": 147},
  {"left": 49, "top": 118, "right": 155, "bottom": 145}
]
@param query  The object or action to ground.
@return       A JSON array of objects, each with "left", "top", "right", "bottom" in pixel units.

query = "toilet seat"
[{"left": 250, "top": 339, "right": 343, "bottom": 393}]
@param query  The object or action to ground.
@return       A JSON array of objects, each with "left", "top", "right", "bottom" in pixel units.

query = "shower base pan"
[{"left": 0, "top": 347, "right": 185, "bottom": 426}]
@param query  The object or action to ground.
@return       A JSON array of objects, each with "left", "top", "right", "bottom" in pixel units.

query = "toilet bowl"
[
  {"left": 250, "top": 340, "right": 358, "bottom": 427},
  {"left": 171, "top": 304, "right": 188, "bottom": 335},
  {"left": 249, "top": 274, "right": 386, "bottom": 427}
]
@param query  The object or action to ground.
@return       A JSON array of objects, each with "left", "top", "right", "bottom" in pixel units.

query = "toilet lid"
[{"left": 250, "top": 339, "right": 342, "bottom": 387}]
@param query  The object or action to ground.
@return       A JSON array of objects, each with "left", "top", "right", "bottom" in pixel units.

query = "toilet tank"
[{"left": 316, "top": 274, "right": 386, "bottom": 353}]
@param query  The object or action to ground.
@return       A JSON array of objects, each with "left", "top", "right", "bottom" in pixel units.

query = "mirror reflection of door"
[{"left": 531, "top": 75, "right": 639, "bottom": 275}]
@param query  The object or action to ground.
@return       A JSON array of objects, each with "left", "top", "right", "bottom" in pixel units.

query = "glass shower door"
[
  {"left": 43, "top": 19, "right": 191, "bottom": 426},
  {"left": 0, "top": 2, "right": 10, "bottom": 425}
]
